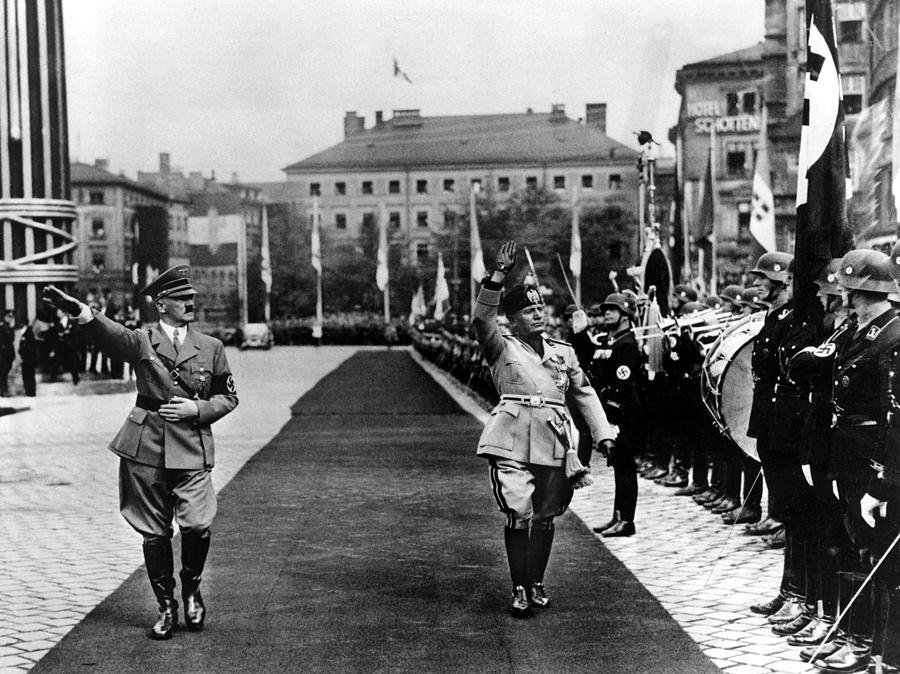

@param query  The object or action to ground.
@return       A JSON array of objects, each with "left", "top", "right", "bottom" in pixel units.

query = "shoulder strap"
[{"left": 153, "top": 346, "right": 199, "bottom": 399}]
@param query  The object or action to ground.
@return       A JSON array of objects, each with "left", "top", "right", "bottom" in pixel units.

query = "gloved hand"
[
  {"left": 42, "top": 285, "right": 83, "bottom": 316},
  {"left": 572, "top": 309, "right": 588, "bottom": 334},
  {"left": 860, "top": 493, "right": 888, "bottom": 528},
  {"left": 596, "top": 439, "right": 616, "bottom": 463}
]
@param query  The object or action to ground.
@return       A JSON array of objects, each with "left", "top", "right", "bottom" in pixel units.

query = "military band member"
[
  {"left": 577, "top": 293, "right": 642, "bottom": 537},
  {"left": 471, "top": 241, "right": 616, "bottom": 618},
  {"left": 43, "top": 265, "right": 238, "bottom": 640}
]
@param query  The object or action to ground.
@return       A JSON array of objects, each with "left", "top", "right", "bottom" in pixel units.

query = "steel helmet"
[
  {"left": 600, "top": 292, "right": 634, "bottom": 317},
  {"left": 838, "top": 249, "right": 898, "bottom": 294},
  {"left": 890, "top": 239, "right": 900, "bottom": 281},
  {"left": 815, "top": 258, "right": 843, "bottom": 296},
  {"left": 678, "top": 301, "right": 705, "bottom": 316},
  {"left": 720, "top": 285, "right": 744, "bottom": 306},
  {"left": 748, "top": 251, "right": 793, "bottom": 284},
  {"left": 702, "top": 295, "right": 724, "bottom": 311},
  {"left": 740, "top": 287, "right": 766, "bottom": 308},
  {"left": 673, "top": 284, "right": 698, "bottom": 302}
]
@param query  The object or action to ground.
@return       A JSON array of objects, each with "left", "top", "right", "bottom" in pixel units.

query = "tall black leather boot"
[
  {"left": 528, "top": 522, "right": 554, "bottom": 608},
  {"left": 504, "top": 527, "right": 530, "bottom": 618},
  {"left": 879, "top": 587, "right": 900, "bottom": 671},
  {"left": 180, "top": 530, "right": 210, "bottom": 631},
  {"left": 143, "top": 538, "right": 178, "bottom": 640}
]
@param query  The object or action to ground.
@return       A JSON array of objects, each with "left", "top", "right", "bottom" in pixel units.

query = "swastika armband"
[{"left": 211, "top": 373, "right": 237, "bottom": 395}]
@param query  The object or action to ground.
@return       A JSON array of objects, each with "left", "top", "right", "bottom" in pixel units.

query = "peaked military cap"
[
  {"left": 838, "top": 249, "right": 898, "bottom": 294},
  {"left": 501, "top": 284, "right": 544, "bottom": 315},
  {"left": 141, "top": 265, "right": 197, "bottom": 300},
  {"left": 673, "top": 284, "right": 698, "bottom": 302},
  {"left": 748, "top": 251, "right": 793, "bottom": 283}
]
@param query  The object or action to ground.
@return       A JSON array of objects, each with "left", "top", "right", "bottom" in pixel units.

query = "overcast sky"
[{"left": 62, "top": 1, "right": 765, "bottom": 183}]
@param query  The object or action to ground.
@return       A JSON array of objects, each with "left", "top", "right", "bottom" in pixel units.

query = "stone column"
[{"left": 0, "top": 0, "right": 75, "bottom": 322}]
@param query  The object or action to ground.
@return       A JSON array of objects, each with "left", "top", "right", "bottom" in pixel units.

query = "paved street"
[{"left": 0, "top": 346, "right": 813, "bottom": 673}]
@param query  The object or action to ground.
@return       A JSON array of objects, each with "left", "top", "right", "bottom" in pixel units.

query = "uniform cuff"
[
  {"left": 477, "top": 286, "right": 502, "bottom": 307},
  {"left": 482, "top": 279, "right": 503, "bottom": 291},
  {"left": 74, "top": 303, "right": 94, "bottom": 324}
]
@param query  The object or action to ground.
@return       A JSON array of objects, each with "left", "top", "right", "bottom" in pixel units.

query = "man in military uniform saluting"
[
  {"left": 43, "top": 265, "right": 238, "bottom": 640},
  {"left": 472, "top": 241, "right": 616, "bottom": 618}
]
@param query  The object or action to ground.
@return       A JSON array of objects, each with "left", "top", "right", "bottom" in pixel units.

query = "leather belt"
[
  {"left": 500, "top": 394, "right": 565, "bottom": 408},
  {"left": 135, "top": 394, "right": 167, "bottom": 412}
]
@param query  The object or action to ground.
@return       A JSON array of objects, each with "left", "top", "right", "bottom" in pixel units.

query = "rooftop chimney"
[
  {"left": 159, "top": 152, "right": 170, "bottom": 174},
  {"left": 94, "top": 158, "right": 110, "bottom": 171},
  {"left": 344, "top": 111, "right": 365, "bottom": 138},
  {"left": 585, "top": 103, "right": 607, "bottom": 133},
  {"left": 392, "top": 109, "right": 423, "bottom": 127}
]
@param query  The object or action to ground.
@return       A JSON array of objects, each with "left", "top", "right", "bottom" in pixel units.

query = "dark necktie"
[{"left": 173, "top": 329, "right": 181, "bottom": 354}]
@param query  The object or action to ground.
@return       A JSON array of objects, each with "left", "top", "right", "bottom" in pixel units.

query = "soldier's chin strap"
[{"left": 808, "top": 526, "right": 900, "bottom": 665}]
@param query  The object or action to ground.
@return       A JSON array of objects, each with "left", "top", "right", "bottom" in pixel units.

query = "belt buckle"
[{"left": 528, "top": 393, "right": 544, "bottom": 408}]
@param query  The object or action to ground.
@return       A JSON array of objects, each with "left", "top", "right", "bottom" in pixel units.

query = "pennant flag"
[
  {"left": 569, "top": 187, "right": 582, "bottom": 279},
  {"left": 260, "top": 203, "right": 273, "bottom": 293},
  {"left": 469, "top": 186, "right": 486, "bottom": 282},
  {"left": 794, "top": 0, "right": 854, "bottom": 322},
  {"left": 393, "top": 58, "right": 412, "bottom": 84},
  {"left": 433, "top": 253, "right": 450, "bottom": 320},
  {"left": 376, "top": 206, "right": 389, "bottom": 291},
  {"left": 311, "top": 197, "right": 322, "bottom": 273},
  {"left": 750, "top": 103, "right": 776, "bottom": 252},
  {"left": 409, "top": 282, "right": 427, "bottom": 324}
]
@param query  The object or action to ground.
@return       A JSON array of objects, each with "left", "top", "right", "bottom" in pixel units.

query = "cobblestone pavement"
[
  {"left": 415, "top": 351, "right": 817, "bottom": 674},
  {"left": 0, "top": 346, "right": 358, "bottom": 674}
]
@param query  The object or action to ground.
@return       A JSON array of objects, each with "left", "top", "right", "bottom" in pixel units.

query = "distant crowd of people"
[{"left": 0, "top": 289, "right": 140, "bottom": 397}]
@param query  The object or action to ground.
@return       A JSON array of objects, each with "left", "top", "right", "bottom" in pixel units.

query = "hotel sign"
[{"left": 687, "top": 101, "right": 760, "bottom": 135}]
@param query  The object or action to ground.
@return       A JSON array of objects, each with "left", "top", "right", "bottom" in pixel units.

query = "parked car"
[{"left": 240, "top": 323, "right": 274, "bottom": 350}]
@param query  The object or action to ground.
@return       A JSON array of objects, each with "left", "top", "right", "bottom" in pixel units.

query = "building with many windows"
[{"left": 281, "top": 105, "right": 640, "bottom": 265}]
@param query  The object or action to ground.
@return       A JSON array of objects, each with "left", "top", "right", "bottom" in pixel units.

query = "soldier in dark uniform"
[
  {"left": 809, "top": 250, "right": 900, "bottom": 672},
  {"left": 43, "top": 265, "right": 239, "bottom": 640},
  {"left": 744, "top": 252, "right": 804, "bottom": 620},
  {"left": 472, "top": 241, "right": 617, "bottom": 618},
  {"left": 576, "top": 293, "right": 642, "bottom": 537},
  {"left": 0, "top": 310, "right": 15, "bottom": 396}
]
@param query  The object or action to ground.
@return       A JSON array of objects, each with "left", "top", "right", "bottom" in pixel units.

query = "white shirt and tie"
[{"left": 159, "top": 322, "right": 183, "bottom": 354}]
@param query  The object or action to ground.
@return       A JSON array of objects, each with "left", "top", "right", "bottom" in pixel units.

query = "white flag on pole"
[
  {"left": 376, "top": 206, "right": 389, "bottom": 291},
  {"left": 311, "top": 197, "right": 322, "bottom": 273},
  {"left": 434, "top": 252, "right": 450, "bottom": 320},
  {"left": 569, "top": 186, "right": 582, "bottom": 277},
  {"left": 750, "top": 104, "right": 777, "bottom": 252}
]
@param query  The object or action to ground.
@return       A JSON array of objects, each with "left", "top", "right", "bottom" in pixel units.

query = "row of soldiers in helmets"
[{"left": 560, "top": 245, "right": 900, "bottom": 672}]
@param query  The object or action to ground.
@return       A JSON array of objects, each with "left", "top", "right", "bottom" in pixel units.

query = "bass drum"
[{"left": 701, "top": 313, "right": 764, "bottom": 461}]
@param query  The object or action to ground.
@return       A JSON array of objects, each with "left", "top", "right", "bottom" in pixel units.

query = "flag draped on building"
[
  {"left": 434, "top": 253, "right": 450, "bottom": 320},
  {"left": 794, "top": 0, "right": 854, "bottom": 322},
  {"left": 569, "top": 186, "right": 582, "bottom": 304},
  {"left": 750, "top": 103, "right": 777, "bottom": 252}
]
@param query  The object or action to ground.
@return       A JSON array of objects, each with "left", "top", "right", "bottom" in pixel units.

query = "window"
[
  {"left": 608, "top": 174, "right": 621, "bottom": 190},
  {"left": 362, "top": 212, "right": 375, "bottom": 229},
  {"left": 498, "top": 177, "right": 510, "bottom": 192},
  {"left": 389, "top": 180, "right": 400, "bottom": 194},
  {"left": 726, "top": 93, "right": 739, "bottom": 116},
  {"left": 443, "top": 178, "right": 455, "bottom": 192},
  {"left": 361, "top": 181, "right": 373, "bottom": 195},
  {"left": 842, "top": 74, "right": 866, "bottom": 115},
  {"left": 416, "top": 179, "right": 428, "bottom": 194},
  {"left": 526, "top": 176, "right": 538, "bottom": 189},
  {"left": 91, "top": 253, "right": 105, "bottom": 274},
  {"left": 742, "top": 91, "right": 756, "bottom": 114},
  {"left": 335, "top": 182, "right": 346, "bottom": 196},
  {"left": 89, "top": 191, "right": 104, "bottom": 205},
  {"left": 581, "top": 175, "right": 593, "bottom": 189},
  {"left": 444, "top": 211, "right": 457, "bottom": 228},
  {"left": 416, "top": 243, "right": 429, "bottom": 263},
  {"left": 91, "top": 217, "right": 106, "bottom": 238},
  {"left": 309, "top": 183, "right": 320, "bottom": 197},
  {"left": 389, "top": 211, "right": 401, "bottom": 228},
  {"left": 416, "top": 211, "right": 428, "bottom": 228},
  {"left": 553, "top": 175, "right": 565, "bottom": 189},
  {"left": 726, "top": 143, "right": 748, "bottom": 176},
  {"left": 470, "top": 178, "right": 482, "bottom": 192},
  {"left": 839, "top": 19, "right": 862, "bottom": 43},
  {"left": 335, "top": 213, "right": 347, "bottom": 229}
]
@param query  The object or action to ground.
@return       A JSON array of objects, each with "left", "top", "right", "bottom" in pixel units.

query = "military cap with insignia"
[
  {"left": 748, "top": 251, "right": 793, "bottom": 284},
  {"left": 141, "top": 265, "right": 197, "bottom": 300},
  {"left": 838, "top": 249, "right": 898, "bottom": 294},
  {"left": 501, "top": 284, "right": 544, "bottom": 315}
]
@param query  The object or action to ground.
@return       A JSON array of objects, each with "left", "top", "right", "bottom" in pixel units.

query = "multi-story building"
[
  {"left": 281, "top": 105, "right": 640, "bottom": 265},
  {"left": 71, "top": 160, "right": 174, "bottom": 309},
  {"left": 673, "top": 0, "right": 869, "bottom": 286},
  {"left": 138, "top": 154, "right": 266, "bottom": 327}
]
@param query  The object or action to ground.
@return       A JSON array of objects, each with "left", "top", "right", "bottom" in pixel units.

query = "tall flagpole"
[{"left": 311, "top": 195, "right": 323, "bottom": 342}]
